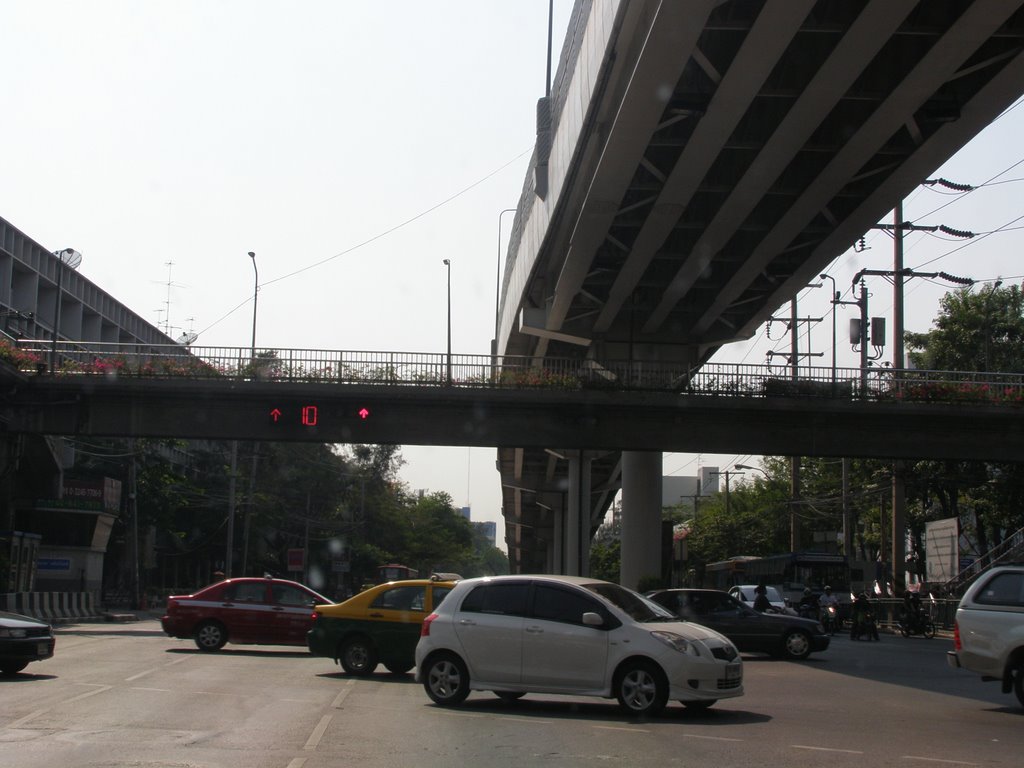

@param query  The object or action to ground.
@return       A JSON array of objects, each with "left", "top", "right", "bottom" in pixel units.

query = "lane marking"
[
  {"left": 303, "top": 714, "right": 333, "bottom": 751},
  {"left": 793, "top": 745, "right": 864, "bottom": 754},
  {"left": 286, "top": 760, "right": 308, "bottom": 768},
  {"left": 130, "top": 687, "right": 170, "bottom": 692},
  {"left": 902, "top": 758, "right": 981, "bottom": 766},
  {"left": 593, "top": 725, "right": 650, "bottom": 733},
  {"left": 126, "top": 668, "right": 157, "bottom": 682},
  {"left": 5, "top": 709, "right": 48, "bottom": 729},
  {"left": 331, "top": 680, "right": 355, "bottom": 709},
  {"left": 63, "top": 685, "right": 114, "bottom": 704},
  {"left": 3, "top": 685, "right": 113, "bottom": 729},
  {"left": 684, "top": 734, "right": 743, "bottom": 742}
]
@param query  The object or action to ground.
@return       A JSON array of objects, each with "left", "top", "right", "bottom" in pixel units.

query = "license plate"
[
  {"left": 37, "top": 642, "right": 50, "bottom": 655},
  {"left": 724, "top": 663, "right": 741, "bottom": 680}
]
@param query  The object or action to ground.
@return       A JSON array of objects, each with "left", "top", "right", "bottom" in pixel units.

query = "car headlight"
[
  {"left": 816, "top": 623, "right": 826, "bottom": 633},
  {"left": 650, "top": 630, "right": 700, "bottom": 656},
  {"left": 0, "top": 628, "right": 27, "bottom": 638}
]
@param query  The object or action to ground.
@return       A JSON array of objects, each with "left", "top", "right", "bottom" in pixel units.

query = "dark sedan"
[
  {"left": 646, "top": 588, "right": 830, "bottom": 660},
  {"left": 0, "top": 610, "right": 55, "bottom": 675}
]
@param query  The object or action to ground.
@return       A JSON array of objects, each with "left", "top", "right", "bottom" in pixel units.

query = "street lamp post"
[
  {"left": 248, "top": 251, "right": 258, "bottom": 360},
  {"left": 443, "top": 258, "right": 452, "bottom": 385},
  {"left": 819, "top": 273, "right": 838, "bottom": 384},
  {"left": 49, "top": 248, "right": 82, "bottom": 373}
]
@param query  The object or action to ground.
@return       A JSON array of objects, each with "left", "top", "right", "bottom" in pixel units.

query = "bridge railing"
[{"left": 5, "top": 340, "right": 1024, "bottom": 405}]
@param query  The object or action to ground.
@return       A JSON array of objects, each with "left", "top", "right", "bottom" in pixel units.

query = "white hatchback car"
[{"left": 415, "top": 574, "right": 743, "bottom": 716}]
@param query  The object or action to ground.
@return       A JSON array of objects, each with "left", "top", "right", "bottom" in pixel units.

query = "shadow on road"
[{"left": 430, "top": 695, "right": 769, "bottom": 725}]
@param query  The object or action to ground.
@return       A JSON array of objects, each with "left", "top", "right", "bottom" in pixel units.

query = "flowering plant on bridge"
[
  {"left": 0, "top": 340, "right": 43, "bottom": 371},
  {"left": 884, "top": 380, "right": 1024, "bottom": 405}
]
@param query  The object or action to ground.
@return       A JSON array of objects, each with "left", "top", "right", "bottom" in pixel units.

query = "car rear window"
[
  {"left": 975, "top": 572, "right": 1024, "bottom": 607},
  {"left": 371, "top": 585, "right": 426, "bottom": 611}
]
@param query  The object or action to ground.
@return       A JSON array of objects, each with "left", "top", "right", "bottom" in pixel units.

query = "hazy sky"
[{"left": 3, "top": 2, "right": 1023, "bottom": 544}]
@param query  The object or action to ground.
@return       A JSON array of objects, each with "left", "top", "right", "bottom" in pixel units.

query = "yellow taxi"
[{"left": 307, "top": 575, "right": 458, "bottom": 675}]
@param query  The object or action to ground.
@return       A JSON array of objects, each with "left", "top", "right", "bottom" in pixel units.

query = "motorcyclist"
[
  {"left": 902, "top": 590, "right": 924, "bottom": 631},
  {"left": 818, "top": 585, "right": 839, "bottom": 633},
  {"left": 797, "top": 588, "right": 819, "bottom": 619},
  {"left": 851, "top": 592, "right": 880, "bottom": 641}
]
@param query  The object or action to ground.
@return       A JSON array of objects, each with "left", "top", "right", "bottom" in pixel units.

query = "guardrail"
[{"left": 5, "top": 340, "right": 1024, "bottom": 405}]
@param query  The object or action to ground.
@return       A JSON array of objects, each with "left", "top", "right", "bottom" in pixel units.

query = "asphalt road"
[{"left": 1, "top": 619, "right": 1020, "bottom": 768}]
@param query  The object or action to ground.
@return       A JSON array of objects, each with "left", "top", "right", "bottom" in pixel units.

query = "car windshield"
[{"left": 585, "top": 582, "right": 677, "bottom": 622}]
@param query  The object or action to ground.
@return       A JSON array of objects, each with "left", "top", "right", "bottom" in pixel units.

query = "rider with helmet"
[{"left": 818, "top": 585, "right": 840, "bottom": 634}]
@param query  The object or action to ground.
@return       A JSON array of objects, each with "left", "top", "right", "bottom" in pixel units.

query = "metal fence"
[{"left": 6, "top": 340, "right": 1024, "bottom": 405}]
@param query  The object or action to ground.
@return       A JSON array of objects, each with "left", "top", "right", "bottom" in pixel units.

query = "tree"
[{"left": 904, "top": 281, "right": 1024, "bottom": 562}]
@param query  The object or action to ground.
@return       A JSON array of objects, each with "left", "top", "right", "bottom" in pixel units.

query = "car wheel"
[
  {"left": 681, "top": 699, "right": 716, "bottom": 711},
  {"left": 339, "top": 637, "right": 378, "bottom": 676},
  {"left": 494, "top": 691, "right": 526, "bottom": 703},
  {"left": 384, "top": 662, "right": 412, "bottom": 675},
  {"left": 194, "top": 621, "right": 227, "bottom": 651},
  {"left": 1, "top": 660, "right": 30, "bottom": 675},
  {"left": 923, "top": 622, "right": 936, "bottom": 639},
  {"left": 422, "top": 652, "right": 470, "bottom": 706},
  {"left": 1014, "top": 661, "right": 1024, "bottom": 708},
  {"left": 781, "top": 630, "right": 812, "bottom": 660},
  {"left": 615, "top": 660, "right": 668, "bottom": 717},
  {"left": 900, "top": 624, "right": 910, "bottom": 638}
]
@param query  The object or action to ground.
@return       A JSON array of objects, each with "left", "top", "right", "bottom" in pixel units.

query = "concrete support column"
[
  {"left": 620, "top": 451, "right": 663, "bottom": 590},
  {"left": 564, "top": 451, "right": 593, "bottom": 576},
  {"left": 551, "top": 505, "right": 564, "bottom": 574}
]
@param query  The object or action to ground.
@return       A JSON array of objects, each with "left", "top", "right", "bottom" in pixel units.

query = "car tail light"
[
  {"left": 953, "top": 620, "right": 961, "bottom": 651},
  {"left": 421, "top": 613, "right": 438, "bottom": 637}
]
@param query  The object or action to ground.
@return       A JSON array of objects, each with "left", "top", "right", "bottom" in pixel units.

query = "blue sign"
[{"left": 37, "top": 558, "right": 71, "bottom": 571}]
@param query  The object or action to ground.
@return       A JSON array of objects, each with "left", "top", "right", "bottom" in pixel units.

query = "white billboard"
[{"left": 925, "top": 518, "right": 959, "bottom": 585}]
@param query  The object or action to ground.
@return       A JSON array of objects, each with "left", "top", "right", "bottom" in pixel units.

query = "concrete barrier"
[{"left": 0, "top": 591, "right": 101, "bottom": 621}]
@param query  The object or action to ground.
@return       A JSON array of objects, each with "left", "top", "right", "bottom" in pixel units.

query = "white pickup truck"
[{"left": 947, "top": 565, "right": 1024, "bottom": 707}]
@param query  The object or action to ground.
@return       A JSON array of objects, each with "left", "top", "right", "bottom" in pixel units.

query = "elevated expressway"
[{"left": 494, "top": 1, "right": 1024, "bottom": 581}]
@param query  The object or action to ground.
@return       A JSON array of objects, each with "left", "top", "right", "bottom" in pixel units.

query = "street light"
[
  {"left": 443, "top": 258, "right": 452, "bottom": 385},
  {"left": 248, "top": 251, "right": 258, "bottom": 360},
  {"left": 819, "top": 273, "right": 838, "bottom": 384},
  {"left": 735, "top": 464, "right": 767, "bottom": 478},
  {"left": 50, "top": 247, "right": 82, "bottom": 373}
]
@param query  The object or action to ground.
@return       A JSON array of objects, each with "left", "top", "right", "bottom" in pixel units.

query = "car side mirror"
[{"left": 582, "top": 612, "right": 604, "bottom": 626}]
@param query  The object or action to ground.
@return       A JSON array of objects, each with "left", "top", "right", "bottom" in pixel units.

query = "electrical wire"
[{"left": 195, "top": 148, "right": 533, "bottom": 339}]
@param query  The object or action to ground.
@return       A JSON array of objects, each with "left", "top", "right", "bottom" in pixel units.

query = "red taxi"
[{"left": 161, "top": 576, "right": 332, "bottom": 651}]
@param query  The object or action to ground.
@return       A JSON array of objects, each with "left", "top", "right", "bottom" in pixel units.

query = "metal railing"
[
  {"left": 935, "top": 525, "right": 1024, "bottom": 598},
  {"left": 4, "top": 340, "right": 1024, "bottom": 405}
]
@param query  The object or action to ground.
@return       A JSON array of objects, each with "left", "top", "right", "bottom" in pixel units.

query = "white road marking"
[
  {"left": 593, "top": 725, "right": 650, "bottom": 733},
  {"left": 125, "top": 667, "right": 157, "bottom": 682},
  {"left": 901, "top": 758, "right": 980, "bottom": 766},
  {"left": 130, "top": 687, "right": 170, "bottom": 692},
  {"left": 5, "top": 710, "right": 48, "bottom": 729},
  {"left": 3, "top": 684, "right": 113, "bottom": 729},
  {"left": 684, "top": 734, "right": 744, "bottom": 742},
  {"left": 285, "top": 759, "right": 307, "bottom": 768},
  {"left": 793, "top": 745, "right": 864, "bottom": 754},
  {"left": 303, "top": 714, "right": 333, "bottom": 751},
  {"left": 330, "top": 680, "right": 355, "bottom": 708}
]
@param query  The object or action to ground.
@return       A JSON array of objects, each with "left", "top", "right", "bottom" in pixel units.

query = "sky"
[{"left": 3, "top": 2, "right": 1023, "bottom": 547}]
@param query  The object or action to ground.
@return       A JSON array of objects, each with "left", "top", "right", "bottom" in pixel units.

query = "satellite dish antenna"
[
  {"left": 177, "top": 331, "right": 199, "bottom": 346},
  {"left": 56, "top": 248, "right": 83, "bottom": 270}
]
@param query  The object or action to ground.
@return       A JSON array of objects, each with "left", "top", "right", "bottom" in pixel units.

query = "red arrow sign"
[{"left": 270, "top": 408, "right": 282, "bottom": 422}]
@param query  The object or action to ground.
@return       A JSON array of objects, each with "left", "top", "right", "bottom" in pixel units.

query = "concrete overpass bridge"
[{"left": 493, "top": 1, "right": 1024, "bottom": 581}]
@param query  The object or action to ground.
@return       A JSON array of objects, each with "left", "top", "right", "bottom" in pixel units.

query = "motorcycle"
[
  {"left": 897, "top": 609, "right": 936, "bottom": 639},
  {"left": 820, "top": 604, "right": 840, "bottom": 635}
]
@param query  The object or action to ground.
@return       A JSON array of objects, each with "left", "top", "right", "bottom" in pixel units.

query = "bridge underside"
[{"left": 499, "top": 1, "right": 1024, "bottom": 571}]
